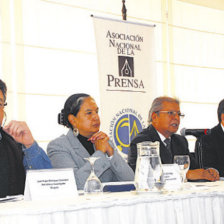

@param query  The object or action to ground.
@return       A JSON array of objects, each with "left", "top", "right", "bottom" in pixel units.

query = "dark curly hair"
[{"left": 58, "top": 93, "right": 90, "bottom": 129}]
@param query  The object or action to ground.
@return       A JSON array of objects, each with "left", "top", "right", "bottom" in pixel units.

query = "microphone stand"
[{"left": 194, "top": 135, "right": 204, "bottom": 168}]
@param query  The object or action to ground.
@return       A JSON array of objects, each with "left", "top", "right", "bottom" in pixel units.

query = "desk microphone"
[{"left": 180, "top": 128, "right": 211, "bottom": 138}]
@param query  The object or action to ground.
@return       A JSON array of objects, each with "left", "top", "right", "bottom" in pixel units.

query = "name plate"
[
  {"left": 162, "top": 164, "right": 182, "bottom": 191},
  {"left": 24, "top": 168, "right": 78, "bottom": 201}
]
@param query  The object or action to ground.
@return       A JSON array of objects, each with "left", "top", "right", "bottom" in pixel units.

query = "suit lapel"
[
  {"left": 66, "top": 129, "right": 90, "bottom": 158},
  {"left": 216, "top": 124, "right": 224, "bottom": 147}
]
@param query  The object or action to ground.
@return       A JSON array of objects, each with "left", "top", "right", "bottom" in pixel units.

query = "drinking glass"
[
  {"left": 84, "top": 157, "right": 102, "bottom": 194},
  {"left": 173, "top": 155, "right": 190, "bottom": 183}
]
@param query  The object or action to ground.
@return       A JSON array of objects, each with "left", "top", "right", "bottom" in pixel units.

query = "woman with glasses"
[{"left": 0, "top": 79, "right": 52, "bottom": 198}]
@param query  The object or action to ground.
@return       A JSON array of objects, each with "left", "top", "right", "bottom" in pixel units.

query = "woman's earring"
[{"left": 73, "top": 127, "right": 79, "bottom": 136}]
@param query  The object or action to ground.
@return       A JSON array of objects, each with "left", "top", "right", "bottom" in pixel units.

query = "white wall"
[{"left": 0, "top": 0, "right": 224, "bottom": 151}]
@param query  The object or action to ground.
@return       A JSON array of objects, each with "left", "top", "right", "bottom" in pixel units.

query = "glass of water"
[{"left": 174, "top": 155, "right": 190, "bottom": 183}]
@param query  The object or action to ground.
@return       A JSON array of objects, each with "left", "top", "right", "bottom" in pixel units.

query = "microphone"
[{"left": 180, "top": 128, "right": 211, "bottom": 138}]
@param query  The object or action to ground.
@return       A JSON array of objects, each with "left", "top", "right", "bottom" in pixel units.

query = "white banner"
[{"left": 93, "top": 16, "right": 157, "bottom": 158}]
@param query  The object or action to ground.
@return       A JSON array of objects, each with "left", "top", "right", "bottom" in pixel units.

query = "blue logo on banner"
[{"left": 113, "top": 114, "right": 143, "bottom": 154}]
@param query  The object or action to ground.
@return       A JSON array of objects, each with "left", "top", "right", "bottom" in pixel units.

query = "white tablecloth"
[{"left": 0, "top": 181, "right": 224, "bottom": 224}]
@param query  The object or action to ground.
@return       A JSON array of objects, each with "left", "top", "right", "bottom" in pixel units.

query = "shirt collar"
[
  {"left": 156, "top": 130, "right": 167, "bottom": 145},
  {"left": 221, "top": 123, "right": 224, "bottom": 132}
]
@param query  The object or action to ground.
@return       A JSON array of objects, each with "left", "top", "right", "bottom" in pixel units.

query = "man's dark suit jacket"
[
  {"left": 202, "top": 124, "right": 224, "bottom": 176},
  {"left": 128, "top": 124, "right": 198, "bottom": 172}
]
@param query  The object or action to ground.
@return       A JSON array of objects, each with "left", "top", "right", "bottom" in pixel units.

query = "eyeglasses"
[
  {"left": 0, "top": 102, "right": 7, "bottom": 109},
  {"left": 156, "top": 111, "right": 185, "bottom": 118}
]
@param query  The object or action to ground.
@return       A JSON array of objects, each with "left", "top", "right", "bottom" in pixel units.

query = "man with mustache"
[{"left": 128, "top": 96, "right": 219, "bottom": 181}]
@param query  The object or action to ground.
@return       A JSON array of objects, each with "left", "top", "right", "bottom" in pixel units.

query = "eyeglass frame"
[
  {"left": 0, "top": 102, "right": 7, "bottom": 109},
  {"left": 155, "top": 110, "right": 185, "bottom": 118}
]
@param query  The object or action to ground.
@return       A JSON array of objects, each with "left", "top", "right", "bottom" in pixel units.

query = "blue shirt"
[{"left": 23, "top": 141, "right": 52, "bottom": 170}]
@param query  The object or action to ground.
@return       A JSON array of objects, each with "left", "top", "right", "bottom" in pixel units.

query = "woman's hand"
[{"left": 88, "top": 131, "right": 114, "bottom": 156}]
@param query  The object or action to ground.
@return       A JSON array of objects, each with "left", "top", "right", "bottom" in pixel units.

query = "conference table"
[{"left": 0, "top": 181, "right": 224, "bottom": 224}]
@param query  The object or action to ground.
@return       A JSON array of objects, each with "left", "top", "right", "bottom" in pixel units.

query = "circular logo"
[{"left": 113, "top": 113, "right": 143, "bottom": 155}]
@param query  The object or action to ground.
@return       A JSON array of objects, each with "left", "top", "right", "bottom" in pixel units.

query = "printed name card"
[
  {"left": 24, "top": 168, "right": 78, "bottom": 201},
  {"left": 162, "top": 164, "right": 182, "bottom": 191}
]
